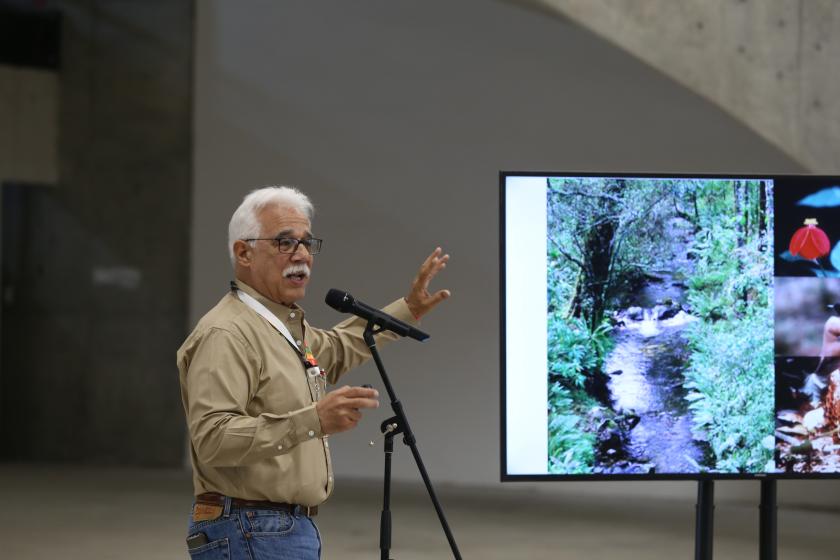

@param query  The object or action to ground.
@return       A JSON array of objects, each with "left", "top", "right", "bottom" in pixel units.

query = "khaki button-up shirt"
[{"left": 177, "top": 279, "right": 416, "bottom": 506}]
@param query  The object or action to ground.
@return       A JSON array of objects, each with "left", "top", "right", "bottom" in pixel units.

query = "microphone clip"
[{"left": 368, "top": 416, "right": 402, "bottom": 447}]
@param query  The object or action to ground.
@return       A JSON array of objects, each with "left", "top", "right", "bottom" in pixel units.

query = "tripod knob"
[{"left": 369, "top": 422, "right": 398, "bottom": 446}]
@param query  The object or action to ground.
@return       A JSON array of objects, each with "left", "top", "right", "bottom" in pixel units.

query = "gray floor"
[{"left": 0, "top": 465, "right": 836, "bottom": 559}]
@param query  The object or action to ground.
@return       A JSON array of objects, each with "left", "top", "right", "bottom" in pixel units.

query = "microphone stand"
[{"left": 363, "top": 322, "right": 462, "bottom": 560}]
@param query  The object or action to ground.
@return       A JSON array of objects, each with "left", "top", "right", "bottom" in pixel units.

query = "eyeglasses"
[{"left": 244, "top": 236, "right": 323, "bottom": 255}]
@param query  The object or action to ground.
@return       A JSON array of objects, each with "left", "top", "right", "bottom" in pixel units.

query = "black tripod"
[{"left": 363, "top": 322, "right": 462, "bottom": 560}]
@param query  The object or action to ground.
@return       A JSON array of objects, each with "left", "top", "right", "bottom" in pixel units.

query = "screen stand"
[
  {"left": 364, "top": 323, "right": 462, "bottom": 560},
  {"left": 759, "top": 479, "right": 777, "bottom": 560},
  {"left": 694, "top": 479, "right": 714, "bottom": 560}
]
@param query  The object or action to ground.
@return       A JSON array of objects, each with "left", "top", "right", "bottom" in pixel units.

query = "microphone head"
[{"left": 325, "top": 288, "right": 355, "bottom": 312}]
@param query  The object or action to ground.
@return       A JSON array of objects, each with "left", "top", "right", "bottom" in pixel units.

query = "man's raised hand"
[{"left": 405, "top": 247, "right": 451, "bottom": 319}]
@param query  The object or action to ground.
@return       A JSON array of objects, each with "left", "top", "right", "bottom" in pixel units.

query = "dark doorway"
[{"left": 1, "top": 182, "right": 87, "bottom": 461}]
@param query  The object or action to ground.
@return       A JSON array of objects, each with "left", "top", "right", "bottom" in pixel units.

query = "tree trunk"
[
  {"left": 759, "top": 180, "right": 767, "bottom": 239},
  {"left": 734, "top": 180, "right": 745, "bottom": 248},
  {"left": 744, "top": 180, "right": 751, "bottom": 239},
  {"left": 573, "top": 180, "right": 622, "bottom": 331},
  {"left": 827, "top": 370, "right": 840, "bottom": 426}
]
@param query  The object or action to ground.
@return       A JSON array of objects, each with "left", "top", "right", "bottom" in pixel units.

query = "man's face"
[{"left": 245, "top": 205, "right": 314, "bottom": 306}]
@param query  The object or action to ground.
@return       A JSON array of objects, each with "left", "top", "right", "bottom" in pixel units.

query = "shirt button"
[
  {"left": 290, "top": 312, "right": 296, "bottom": 318},
  {"left": 296, "top": 340, "right": 302, "bottom": 346},
  {"left": 308, "top": 430, "right": 315, "bottom": 437},
  {"left": 277, "top": 444, "right": 283, "bottom": 451}
]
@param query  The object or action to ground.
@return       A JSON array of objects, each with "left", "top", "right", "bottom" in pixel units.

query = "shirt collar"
[{"left": 233, "top": 279, "right": 304, "bottom": 321}]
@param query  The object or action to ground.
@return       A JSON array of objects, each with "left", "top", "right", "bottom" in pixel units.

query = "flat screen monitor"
[{"left": 501, "top": 172, "right": 840, "bottom": 480}]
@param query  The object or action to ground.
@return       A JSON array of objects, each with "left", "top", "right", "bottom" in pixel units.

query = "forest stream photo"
[{"left": 545, "top": 177, "right": 775, "bottom": 476}]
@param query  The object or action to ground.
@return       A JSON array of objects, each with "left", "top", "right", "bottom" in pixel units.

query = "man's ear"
[{"left": 233, "top": 239, "right": 253, "bottom": 268}]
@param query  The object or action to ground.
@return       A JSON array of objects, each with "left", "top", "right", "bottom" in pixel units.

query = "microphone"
[{"left": 325, "top": 289, "right": 429, "bottom": 342}]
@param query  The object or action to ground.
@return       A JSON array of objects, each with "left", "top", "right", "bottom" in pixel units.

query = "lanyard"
[
  {"left": 234, "top": 287, "right": 302, "bottom": 356},
  {"left": 232, "top": 284, "right": 326, "bottom": 401}
]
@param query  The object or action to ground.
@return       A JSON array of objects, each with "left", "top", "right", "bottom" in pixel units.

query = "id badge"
[{"left": 306, "top": 365, "right": 324, "bottom": 400}]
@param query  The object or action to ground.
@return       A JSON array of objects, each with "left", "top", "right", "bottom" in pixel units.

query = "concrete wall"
[
  {"left": 527, "top": 0, "right": 840, "bottom": 174},
  {"left": 0, "top": 0, "right": 193, "bottom": 466},
  {"left": 191, "top": 0, "right": 840, "bottom": 508},
  {"left": 0, "top": 65, "right": 58, "bottom": 183}
]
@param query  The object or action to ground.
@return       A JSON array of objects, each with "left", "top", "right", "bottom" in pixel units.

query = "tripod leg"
[
  {"left": 406, "top": 440, "right": 462, "bottom": 559},
  {"left": 381, "top": 435, "right": 393, "bottom": 560}
]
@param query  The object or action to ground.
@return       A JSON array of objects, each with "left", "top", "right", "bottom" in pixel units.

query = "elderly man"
[{"left": 177, "top": 186, "right": 449, "bottom": 559}]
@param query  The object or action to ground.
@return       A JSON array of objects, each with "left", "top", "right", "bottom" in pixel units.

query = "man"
[
  {"left": 823, "top": 315, "right": 840, "bottom": 358},
  {"left": 177, "top": 186, "right": 449, "bottom": 559}
]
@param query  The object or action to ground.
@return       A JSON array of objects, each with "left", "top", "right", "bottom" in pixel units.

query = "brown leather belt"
[{"left": 196, "top": 492, "right": 318, "bottom": 517}]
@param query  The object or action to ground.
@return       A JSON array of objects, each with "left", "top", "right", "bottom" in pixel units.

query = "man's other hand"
[
  {"left": 405, "top": 247, "right": 451, "bottom": 319},
  {"left": 316, "top": 385, "right": 379, "bottom": 435}
]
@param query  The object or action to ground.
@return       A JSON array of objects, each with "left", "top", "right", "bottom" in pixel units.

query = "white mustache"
[{"left": 283, "top": 264, "right": 311, "bottom": 278}]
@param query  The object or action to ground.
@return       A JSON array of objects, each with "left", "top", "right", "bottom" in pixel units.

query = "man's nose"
[{"left": 290, "top": 243, "right": 311, "bottom": 260}]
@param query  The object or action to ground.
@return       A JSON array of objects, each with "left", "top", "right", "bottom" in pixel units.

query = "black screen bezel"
[{"left": 500, "top": 170, "right": 840, "bottom": 482}]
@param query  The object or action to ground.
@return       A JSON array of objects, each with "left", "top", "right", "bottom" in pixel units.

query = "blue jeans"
[{"left": 186, "top": 497, "right": 322, "bottom": 559}]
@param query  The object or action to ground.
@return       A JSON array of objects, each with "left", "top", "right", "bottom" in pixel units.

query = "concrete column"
[{"left": 0, "top": 0, "right": 193, "bottom": 466}]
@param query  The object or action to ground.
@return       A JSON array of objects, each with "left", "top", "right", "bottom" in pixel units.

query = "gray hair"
[{"left": 228, "top": 185, "right": 314, "bottom": 267}]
